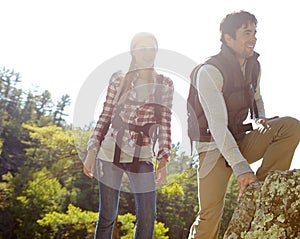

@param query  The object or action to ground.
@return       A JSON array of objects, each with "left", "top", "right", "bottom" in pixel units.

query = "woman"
[{"left": 83, "top": 32, "right": 174, "bottom": 239}]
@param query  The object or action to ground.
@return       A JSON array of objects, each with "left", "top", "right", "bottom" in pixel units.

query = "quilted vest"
[{"left": 196, "top": 45, "right": 260, "bottom": 141}]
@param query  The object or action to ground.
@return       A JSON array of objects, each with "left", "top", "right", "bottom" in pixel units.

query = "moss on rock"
[{"left": 224, "top": 170, "right": 300, "bottom": 239}]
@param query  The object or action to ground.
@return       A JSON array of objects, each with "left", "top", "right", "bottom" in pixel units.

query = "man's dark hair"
[{"left": 220, "top": 10, "right": 257, "bottom": 44}]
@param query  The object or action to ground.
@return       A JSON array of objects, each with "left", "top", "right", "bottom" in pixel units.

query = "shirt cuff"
[
  {"left": 157, "top": 150, "right": 170, "bottom": 162},
  {"left": 232, "top": 161, "right": 253, "bottom": 177}
]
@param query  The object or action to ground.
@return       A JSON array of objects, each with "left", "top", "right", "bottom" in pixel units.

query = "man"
[{"left": 188, "top": 10, "right": 300, "bottom": 239}]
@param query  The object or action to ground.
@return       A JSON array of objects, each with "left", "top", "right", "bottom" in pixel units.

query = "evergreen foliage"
[{"left": 0, "top": 67, "right": 238, "bottom": 239}]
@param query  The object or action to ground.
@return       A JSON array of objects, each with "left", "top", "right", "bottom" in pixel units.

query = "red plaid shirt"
[{"left": 88, "top": 70, "right": 174, "bottom": 161}]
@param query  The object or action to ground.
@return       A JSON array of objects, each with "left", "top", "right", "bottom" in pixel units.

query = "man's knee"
[
  {"left": 272, "top": 116, "right": 300, "bottom": 139},
  {"left": 279, "top": 116, "right": 300, "bottom": 129},
  {"left": 283, "top": 116, "right": 300, "bottom": 139}
]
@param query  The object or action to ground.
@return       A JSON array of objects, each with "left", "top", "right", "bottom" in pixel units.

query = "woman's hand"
[
  {"left": 156, "top": 158, "right": 168, "bottom": 185},
  {"left": 83, "top": 149, "right": 97, "bottom": 178}
]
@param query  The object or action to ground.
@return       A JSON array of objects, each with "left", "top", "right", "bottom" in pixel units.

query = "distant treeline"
[{"left": 0, "top": 67, "right": 238, "bottom": 239}]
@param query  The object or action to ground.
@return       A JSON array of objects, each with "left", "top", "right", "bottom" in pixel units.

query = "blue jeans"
[{"left": 94, "top": 160, "right": 156, "bottom": 239}]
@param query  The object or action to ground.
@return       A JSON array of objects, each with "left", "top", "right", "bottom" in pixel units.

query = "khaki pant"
[{"left": 188, "top": 117, "right": 300, "bottom": 239}]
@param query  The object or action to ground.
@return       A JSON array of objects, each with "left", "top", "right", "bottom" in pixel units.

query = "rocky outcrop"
[{"left": 224, "top": 170, "right": 300, "bottom": 239}]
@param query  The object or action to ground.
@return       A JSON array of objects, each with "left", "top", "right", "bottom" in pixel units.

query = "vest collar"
[{"left": 220, "top": 44, "right": 260, "bottom": 65}]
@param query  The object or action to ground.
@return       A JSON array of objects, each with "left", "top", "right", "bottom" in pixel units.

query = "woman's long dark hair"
[{"left": 114, "top": 33, "right": 158, "bottom": 105}]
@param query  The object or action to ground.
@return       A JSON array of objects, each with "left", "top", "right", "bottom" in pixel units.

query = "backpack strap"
[
  {"left": 151, "top": 75, "right": 164, "bottom": 156},
  {"left": 249, "top": 62, "right": 260, "bottom": 120},
  {"left": 188, "top": 64, "right": 203, "bottom": 155},
  {"left": 190, "top": 64, "right": 203, "bottom": 86}
]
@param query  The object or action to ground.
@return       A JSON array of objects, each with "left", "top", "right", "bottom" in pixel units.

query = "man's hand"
[
  {"left": 83, "top": 150, "right": 97, "bottom": 178},
  {"left": 237, "top": 172, "right": 256, "bottom": 201},
  {"left": 256, "top": 116, "right": 279, "bottom": 125},
  {"left": 156, "top": 158, "right": 168, "bottom": 185}
]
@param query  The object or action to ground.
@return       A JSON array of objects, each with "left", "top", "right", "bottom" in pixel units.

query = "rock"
[{"left": 223, "top": 170, "right": 300, "bottom": 239}]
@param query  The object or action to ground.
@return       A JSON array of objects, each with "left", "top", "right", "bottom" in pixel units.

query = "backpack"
[
  {"left": 111, "top": 75, "right": 165, "bottom": 172},
  {"left": 112, "top": 74, "right": 164, "bottom": 154},
  {"left": 187, "top": 64, "right": 203, "bottom": 154}
]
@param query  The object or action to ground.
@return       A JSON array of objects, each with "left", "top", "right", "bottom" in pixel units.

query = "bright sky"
[{"left": 1, "top": 0, "right": 299, "bottom": 170}]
